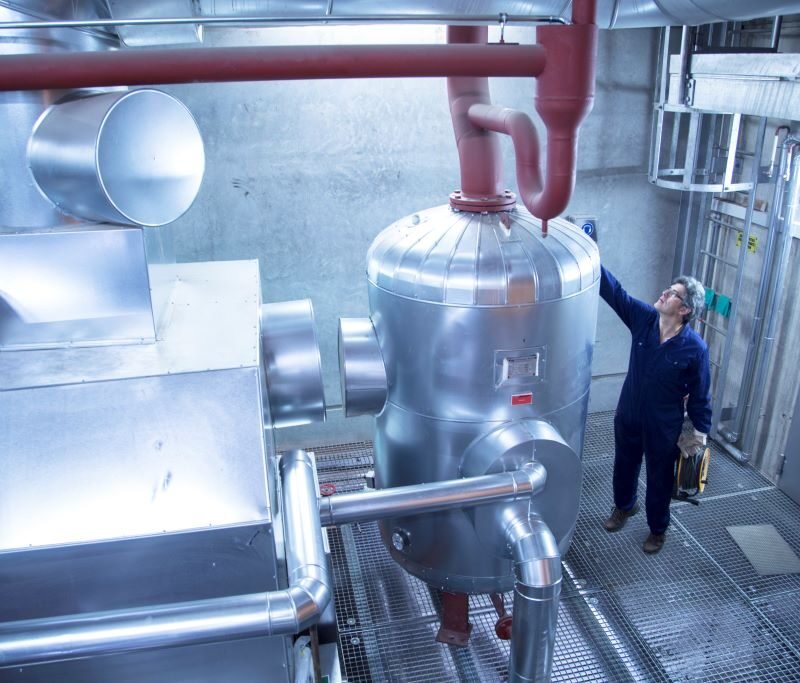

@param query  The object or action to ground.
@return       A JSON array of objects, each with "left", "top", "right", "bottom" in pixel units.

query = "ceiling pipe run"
[
  {"left": 2, "top": 1, "right": 799, "bottom": 30},
  {"left": 447, "top": 0, "right": 597, "bottom": 232},
  {"left": 0, "top": 42, "right": 546, "bottom": 91}
]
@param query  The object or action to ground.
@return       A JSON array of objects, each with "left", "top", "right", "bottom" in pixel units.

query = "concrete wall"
[{"left": 164, "top": 24, "right": 681, "bottom": 449}]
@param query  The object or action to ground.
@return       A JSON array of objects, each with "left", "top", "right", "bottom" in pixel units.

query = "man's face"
[{"left": 655, "top": 283, "right": 690, "bottom": 318}]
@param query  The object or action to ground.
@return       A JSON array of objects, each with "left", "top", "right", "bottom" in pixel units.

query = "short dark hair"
[{"left": 672, "top": 275, "right": 705, "bottom": 324}]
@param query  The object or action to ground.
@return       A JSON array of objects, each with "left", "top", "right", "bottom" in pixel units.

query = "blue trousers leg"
[
  {"left": 612, "top": 415, "right": 643, "bottom": 512},
  {"left": 644, "top": 446, "right": 678, "bottom": 535}
]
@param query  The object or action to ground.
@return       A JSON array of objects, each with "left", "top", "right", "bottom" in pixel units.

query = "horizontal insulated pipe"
[
  {"left": 319, "top": 462, "right": 547, "bottom": 526},
  {"left": 0, "top": 450, "right": 330, "bottom": 667},
  {"left": 0, "top": 43, "right": 546, "bottom": 91}
]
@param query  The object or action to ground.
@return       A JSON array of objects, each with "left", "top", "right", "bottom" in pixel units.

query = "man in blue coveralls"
[{"left": 600, "top": 266, "right": 712, "bottom": 554}]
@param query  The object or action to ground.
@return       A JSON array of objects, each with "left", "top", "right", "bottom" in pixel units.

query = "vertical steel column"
[
  {"left": 710, "top": 118, "right": 767, "bottom": 453},
  {"left": 740, "top": 141, "right": 800, "bottom": 460}
]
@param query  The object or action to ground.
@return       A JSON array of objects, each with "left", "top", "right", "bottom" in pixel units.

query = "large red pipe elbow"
[
  {"left": 467, "top": 103, "right": 543, "bottom": 211},
  {"left": 532, "top": 18, "right": 597, "bottom": 222},
  {"left": 449, "top": 0, "right": 597, "bottom": 229}
]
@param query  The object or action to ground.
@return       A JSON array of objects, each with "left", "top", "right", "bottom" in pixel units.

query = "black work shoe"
[
  {"left": 643, "top": 533, "right": 666, "bottom": 554},
  {"left": 603, "top": 503, "right": 639, "bottom": 532}
]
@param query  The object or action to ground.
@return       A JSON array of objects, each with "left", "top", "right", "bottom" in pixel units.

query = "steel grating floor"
[{"left": 309, "top": 412, "right": 800, "bottom": 682}]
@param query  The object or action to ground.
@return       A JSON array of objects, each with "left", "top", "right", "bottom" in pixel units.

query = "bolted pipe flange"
[{"left": 449, "top": 189, "right": 516, "bottom": 212}]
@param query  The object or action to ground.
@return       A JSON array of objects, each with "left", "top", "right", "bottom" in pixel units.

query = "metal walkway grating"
[{"left": 309, "top": 411, "right": 800, "bottom": 681}]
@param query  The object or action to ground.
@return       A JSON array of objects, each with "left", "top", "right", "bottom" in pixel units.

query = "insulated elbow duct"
[
  {"left": 505, "top": 512, "right": 562, "bottom": 683},
  {"left": 0, "top": 450, "right": 331, "bottom": 666},
  {"left": 276, "top": 449, "right": 331, "bottom": 632}
]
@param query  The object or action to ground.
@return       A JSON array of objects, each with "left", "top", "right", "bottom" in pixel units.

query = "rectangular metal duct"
[
  {"left": 0, "top": 224, "right": 176, "bottom": 350},
  {"left": 0, "top": 259, "right": 288, "bottom": 682}
]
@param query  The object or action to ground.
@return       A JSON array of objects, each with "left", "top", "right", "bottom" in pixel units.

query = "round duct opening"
[{"left": 29, "top": 89, "right": 205, "bottom": 226}]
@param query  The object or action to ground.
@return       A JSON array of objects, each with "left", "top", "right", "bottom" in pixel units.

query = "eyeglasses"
[{"left": 663, "top": 287, "right": 686, "bottom": 304}]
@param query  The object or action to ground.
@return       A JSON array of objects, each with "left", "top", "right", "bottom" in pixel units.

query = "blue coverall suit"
[{"left": 600, "top": 266, "right": 712, "bottom": 535}]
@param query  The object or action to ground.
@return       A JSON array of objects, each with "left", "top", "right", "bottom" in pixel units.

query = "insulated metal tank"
[{"left": 367, "top": 204, "right": 599, "bottom": 593}]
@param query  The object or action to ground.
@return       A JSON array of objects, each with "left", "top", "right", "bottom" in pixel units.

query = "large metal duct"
[
  {"left": 201, "top": 0, "right": 800, "bottom": 28},
  {"left": 20, "top": 0, "right": 800, "bottom": 29},
  {"left": 0, "top": 4, "right": 113, "bottom": 229},
  {"left": 29, "top": 89, "right": 205, "bottom": 226},
  {"left": 2, "top": 1, "right": 799, "bottom": 34}
]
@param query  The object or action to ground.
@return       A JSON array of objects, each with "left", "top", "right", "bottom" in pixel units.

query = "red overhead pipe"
[
  {"left": 448, "top": 0, "right": 597, "bottom": 234},
  {"left": 0, "top": 43, "right": 546, "bottom": 92}
]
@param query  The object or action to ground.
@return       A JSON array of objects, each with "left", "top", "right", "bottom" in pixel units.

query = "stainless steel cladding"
[
  {"left": 367, "top": 205, "right": 599, "bottom": 593},
  {"left": 0, "top": 226, "right": 157, "bottom": 349},
  {"left": 28, "top": 89, "right": 205, "bottom": 226},
  {"left": 0, "top": 260, "right": 291, "bottom": 682}
]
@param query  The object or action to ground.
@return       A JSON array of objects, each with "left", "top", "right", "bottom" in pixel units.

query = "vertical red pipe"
[
  {"left": 532, "top": 1, "right": 597, "bottom": 232},
  {"left": 446, "top": 26, "right": 506, "bottom": 205},
  {"left": 449, "top": 0, "right": 597, "bottom": 233}
]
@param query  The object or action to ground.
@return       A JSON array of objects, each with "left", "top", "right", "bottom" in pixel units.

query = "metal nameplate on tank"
[{"left": 495, "top": 346, "right": 547, "bottom": 388}]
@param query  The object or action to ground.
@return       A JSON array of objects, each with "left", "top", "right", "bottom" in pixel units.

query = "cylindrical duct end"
[
  {"left": 261, "top": 300, "right": 326, "bottom": 428},
  {"left": 506, "top": 514, "right": 562, "bottom": 683},
  {"left": 338, "top": 317, "right": 387, "bottom": 417},
  {"left": 28, "top": 89, "right": 205, "bottom": 226}
]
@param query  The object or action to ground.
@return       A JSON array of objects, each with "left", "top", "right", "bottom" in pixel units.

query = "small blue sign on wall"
[{"left": 566, "top": 215, "right": 598, "bottom": 243}]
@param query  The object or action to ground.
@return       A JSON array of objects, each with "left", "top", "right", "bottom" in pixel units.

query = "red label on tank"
[{"left": 511, "top": 393, "right": 533, "bottom": 406}]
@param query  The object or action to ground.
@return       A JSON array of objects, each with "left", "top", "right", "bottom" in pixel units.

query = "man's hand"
[{"left": 678, "top": 419, "right": 707, "bottom": 459}]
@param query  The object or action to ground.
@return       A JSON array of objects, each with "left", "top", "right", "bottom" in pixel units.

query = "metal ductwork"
[
  {"left": 0, "top": 450, "right": 331, "bottom": 666},
  {"left": 338, "top": 317, "right": 387, "bottom": 417},
  {"left": 29, "top": 89, "right": 205, "bottom": 227},
  {"left": 504, "top": 513, "right": 562, "bottom": 683},
  {"left": 3, "top": 0, "right": 800, "bottom": 34},
  {"left": 198, "top": 0, "right": 800, "bottom": 28},
  {"left": 261, "top": 300, "right": 327, "bottom": 428}
]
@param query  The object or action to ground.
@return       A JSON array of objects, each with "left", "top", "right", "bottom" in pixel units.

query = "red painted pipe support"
[{"left": 0, "top": 43, "right": 546, "bottom": 92}]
